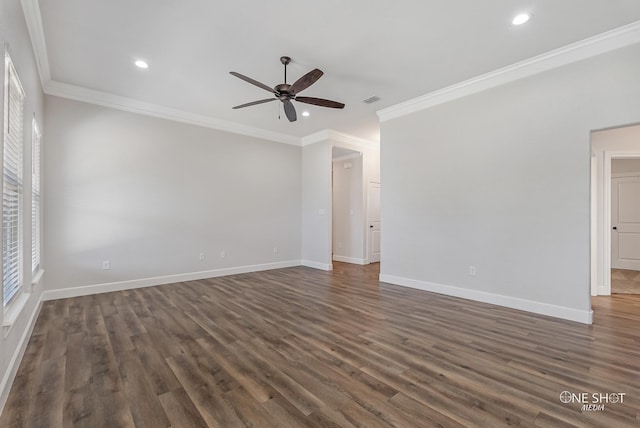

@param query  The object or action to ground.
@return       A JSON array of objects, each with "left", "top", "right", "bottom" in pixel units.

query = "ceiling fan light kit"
[{"left": 230, "top": 56, "right": 345, "bottom": 122}]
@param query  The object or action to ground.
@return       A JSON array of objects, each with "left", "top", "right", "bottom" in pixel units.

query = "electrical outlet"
[
  {"left": 102, "top": 260, "right": 110, "bottom": 270},
  {"left": 469, "top": 265, "right": 477, "bottom": 276},
  {"left": 220, "top": 251, "right": 226, "bottom": 259},
  {"left": 199, "top": 253, "right": 205, "bottom": 261},
  {"left": 273, "top": 247, "right": 278, "bottom": 254}
]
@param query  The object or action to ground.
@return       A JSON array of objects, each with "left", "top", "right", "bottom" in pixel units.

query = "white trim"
[
  {"left": 611, "top": 171, "right": 640, "bottom": 178},
  {"left": 31, "top": 268, "right": 44, "bottom": 286},
  {"left": 332, "top": 153, "right": 362, "bottom": 162},
  {"left": 301, "top": 260, "right": 333, "bottom": 271},
  {"left": 332, "top": 255, "right": 367, "bottom": 265},
  {"left": 2, "top": 293, "right": 29, "bottom": 330},
  {"left": 43, "top": 81, "right": 376, "bottom": 149},
  {"left": 0, "top": 293, "right": 43, "bottom": 415},
  {"left": 380, "top": 274, "right": 593, "bottom": 324},
  {"left": 603, "top": 152, "right": 612, "bottom": 296},
  {"left": 19, "top": 0, "right": 50, "bottom": 88},
  {"left": 377, "top": 20, "right": 640, "bottom": 122},
  {"left": 367, "top": 180, "right": 381, "bottom": 265},
  {"left": 43, "top": 260, "right": 301, "bottom": 301},
  {"left": 590, "top": 154, "right": 598, "bottom": 297},
  {"left": 302, "top": 129, "right": 379, "bottom": 149},
  {"left": 301, "top": 129, "right": 331, "bottom": 146},
  {"left": 44, "top": 81, "right": 301, "bottom": 146}
]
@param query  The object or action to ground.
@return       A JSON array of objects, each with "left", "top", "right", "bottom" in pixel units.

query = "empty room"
[{"left": 2, "top": 1, "right": 640, "bottom": 427}]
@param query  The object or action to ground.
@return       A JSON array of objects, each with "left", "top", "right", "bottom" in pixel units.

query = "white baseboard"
[
  {"left": 0, "top": 293, "right": 44, "bottom": 416},
  {"left": 43, "top": 260, "right": 301, "bottom": 301},
  {"left": 332, "top": 255, "right": 367, "bottom": 265},
  {"left": 301, "top": 260, "right": 333, "bottom": 271},
  {"left": 379, "top": 274, "right": 593, "bottom": 324}
]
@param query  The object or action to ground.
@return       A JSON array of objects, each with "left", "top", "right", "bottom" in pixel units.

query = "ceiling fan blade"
[
  {"left": 229, "top": 72, "right": 274, "bottom": 94},
  {"left": 290, "top": 68, "right": 324, "bottom": 94},
  {"left": 232, "top": 98, "right": 277, "bottom": 109},
  {"left": 283, "top": 99, "right": 297, "bottom": 122},
  {"left": 295, "top": 97, "right": 345, "bottom": 109}
]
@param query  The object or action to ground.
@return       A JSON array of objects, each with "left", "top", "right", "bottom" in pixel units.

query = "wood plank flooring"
[
  {"left": 611, "top": 268, "right": 640, "bottom": 294},
  {"left": 1, "top": 262, "right": 640, "bottom": 427}
]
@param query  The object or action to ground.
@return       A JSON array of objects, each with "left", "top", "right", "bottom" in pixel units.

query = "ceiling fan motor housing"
[{"left": 275, "top": 83, "right": 293, "bottom": 99}]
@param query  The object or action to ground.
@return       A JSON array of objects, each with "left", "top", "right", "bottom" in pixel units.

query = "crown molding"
[
  {"left": 301, "top": 129, "right": 332, "bottom": 146},
  {"left": 20, "top": 0, "right": 50, "bottom": 88},
  {"left": 377, "top": 20, "right": 640, "bottom": 122},
  {"left": 44, "top": 80, "right": 375, "bottom": 148},
  {"left": 328, "top": 130, "right": 379, "bottom": 150},
  {"left": 44, "top": 80, "right": 301, "bottom": 145},
  {"left": 301, "top": 129, "right": 379, "bottom": 150}
]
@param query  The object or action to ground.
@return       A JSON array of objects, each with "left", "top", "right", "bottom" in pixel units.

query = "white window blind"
[
  {"left": 32, "top": 118, "right": 41, "bottom": 274},
  {"left": 3, "top": 52, "right": 25, "bottom": 307}
]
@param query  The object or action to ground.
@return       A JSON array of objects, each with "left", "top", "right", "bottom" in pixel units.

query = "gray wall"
[
  {"left": 44, "top": 96, "right": 301, "bottom": 291},
  {"left": 0, "top": 0, "right": 46, "bottom": 412},
  {"left": 380, "top": 43, "right": 640, "bottom": 321},
  {"left": 302, "top": 141, "right": 332, "bottom": 268}
]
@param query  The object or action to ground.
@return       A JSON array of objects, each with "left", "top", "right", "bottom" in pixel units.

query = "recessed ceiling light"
[
  {"left": 302, "top": 111, "right": 310, "bottom": 117},
  {"left": 512, "top": 13, "right": 530, "bottom": 26},
  {"left": 134, "top": 60, "right": 149, "bottom": 69}
]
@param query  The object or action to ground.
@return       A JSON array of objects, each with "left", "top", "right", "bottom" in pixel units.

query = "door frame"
[
  {"left": 367, "top": 180, "right": 381, "bottom": 264},
  {"left": 330, "top": 144, "right": 367, "bottom": 266},
  {"left": 602, "top": 151, "right": 640, "bottom": 295}
]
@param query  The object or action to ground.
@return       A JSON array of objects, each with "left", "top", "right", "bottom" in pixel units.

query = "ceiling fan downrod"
[{"left": 280, "top": 56, "right": 291, "bottom": 84}]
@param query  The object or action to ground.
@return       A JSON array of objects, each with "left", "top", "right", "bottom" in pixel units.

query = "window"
[
  {"left": 32, "top": 118, "right": 41, "bottom": 275},
  {"left": 3, "top": 51, "right": 25, "bottom": 307}
]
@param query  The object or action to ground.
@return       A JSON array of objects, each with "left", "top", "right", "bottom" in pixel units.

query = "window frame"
[
  {"left": 31, "top": 117, "right": 41, "bottom": 276},
  {"left": 2, "top": 49, "right": 26, "bottom": 309}
]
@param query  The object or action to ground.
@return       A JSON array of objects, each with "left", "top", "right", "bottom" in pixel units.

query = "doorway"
[
  {"left": 368, "top": 181, "right": 381, "bottom": 263},
  {"left": 591, "top": 123, "right": 640, "bottom": 296},
  {"left": 331, "top": 147, "right": 366, "bottom": 265},
  {"left": 610, "top": 159, "right": 640, "bottom": 293}
]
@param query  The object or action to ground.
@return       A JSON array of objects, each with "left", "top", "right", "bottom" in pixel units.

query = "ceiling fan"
[{"left": 230, "top": 56, "right": 345, "bottom": 122}]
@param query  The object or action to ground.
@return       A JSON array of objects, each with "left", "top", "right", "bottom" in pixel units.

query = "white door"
[
  {"left": 612, "top": 176, "right": 640, "bottom": 270},
  {"left": 368, "top": 182, "right": 381, "bottom": 263}
]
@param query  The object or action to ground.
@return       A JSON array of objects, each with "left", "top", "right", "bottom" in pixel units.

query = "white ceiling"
[{"left": 35, "top": 1, "right": 640, "bottom": 143}]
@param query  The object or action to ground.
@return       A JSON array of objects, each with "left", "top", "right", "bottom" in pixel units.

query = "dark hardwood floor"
[{"left": 1, "top": 262, "right": 639, "bottom": 427}]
